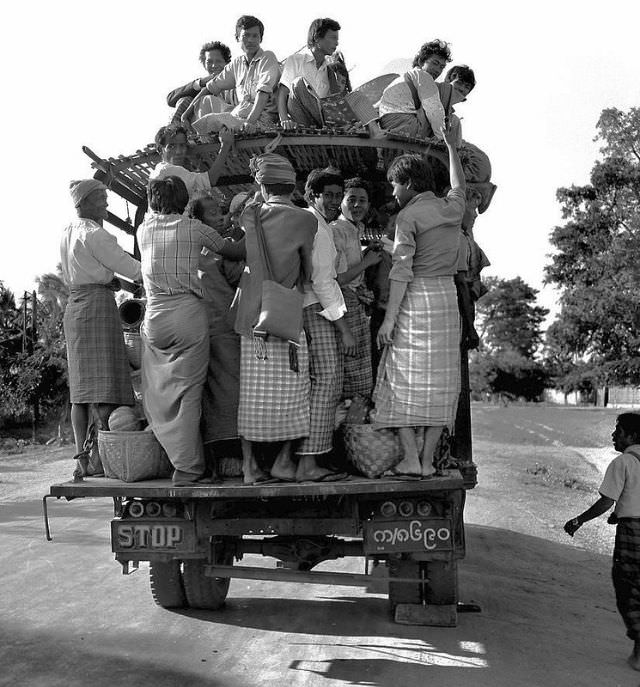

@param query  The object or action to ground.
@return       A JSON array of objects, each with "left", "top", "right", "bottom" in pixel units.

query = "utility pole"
[{"left": 31, "top": 290, "right": 38, "bottom": 441}]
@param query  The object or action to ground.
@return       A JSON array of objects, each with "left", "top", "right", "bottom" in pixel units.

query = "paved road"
[{"left": 0, "top": 409, "right": 635, "bottom": 686}]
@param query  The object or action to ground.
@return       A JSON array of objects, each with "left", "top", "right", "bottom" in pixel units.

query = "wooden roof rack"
[{"left": 83, "top": 129, "right": 450, "bottom": 220}]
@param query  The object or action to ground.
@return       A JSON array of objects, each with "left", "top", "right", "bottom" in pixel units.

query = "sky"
[{"left": 3, "top": 0, "right": 640, "bottom": 322}]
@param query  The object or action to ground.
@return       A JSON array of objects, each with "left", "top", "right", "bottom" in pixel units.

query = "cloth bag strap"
[{"left": 252, "top": 204, "right": 275, "bottom": 281}]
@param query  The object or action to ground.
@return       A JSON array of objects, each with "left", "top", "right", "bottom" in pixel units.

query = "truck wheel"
[
  {"left": 182, "top": 546, "right": 234, "bottom": 610},
  {"left": 149, "top": 560, "right": 187, "bottom": 609}
]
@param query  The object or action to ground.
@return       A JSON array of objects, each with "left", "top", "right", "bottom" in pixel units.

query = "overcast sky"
[{"left": 3, "top": 0, "right": 639, "bottom": 320}]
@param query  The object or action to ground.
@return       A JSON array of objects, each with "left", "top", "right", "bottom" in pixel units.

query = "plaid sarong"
[
  {"left": 238, "top": 335, "right": 310, "bottom": 442},
  {"left": 296, "top": 304, "right": 344, "bottom": 455},
  {"left": 373, "top": 276, "right": 460, "bottom": 428},
  {"left": 63, "top": 284, "right": 133, "bottom": 405},
  {"left": 342, "top": 289, "right": 373, "bottom": 399},
  {"left": 613, "top": 520, "right": 640, "bottom": 641}
]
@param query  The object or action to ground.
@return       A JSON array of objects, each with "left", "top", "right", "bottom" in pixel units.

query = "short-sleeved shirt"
[
  {"left": 389, "top": 187, "right": 466, "bottom": 283},
  {"left": 207, "top": 48, "right": 280, "bottom": 120},
  {"left": 377, "top": 67, "right": 445, "bottom": 138},
  {"left": 60, "top": 218, "right": 141, "bottom": 286},
  {"left": 149, "top": 162, "right": 210, "bottom": 198},
  {"left": 330, "top": 215, "right": 365, "bottom": 290},
  {"left": 280, "top": 48, "right": 331, "bottom": 98},
  {"left": 303, "top": 207, "right": 346, "bottom": 321},
  {"left": 600, "top": 444, "right": 640, "bottom": 518},
  {"left": 138, "top": 212, "right": 226, "bottom": 299}
]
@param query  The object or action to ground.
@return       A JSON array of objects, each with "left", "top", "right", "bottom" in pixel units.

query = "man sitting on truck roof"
[
  {"left": 149, "top": 124, "right": 234, "bottom": 198},
  {"left": 377, "top": 39, "right": 452, "bottom": 140},
  {"left": 277, "top": 18, "right": 383, "bottom": 137},
  {"left": 181, "top": 15, "right": 280, "bottom": 134},
  {"left": 166, "top": 40, "right": 236, "bottom": 124}
]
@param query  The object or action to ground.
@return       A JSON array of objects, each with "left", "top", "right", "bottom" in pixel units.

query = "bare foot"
[
  {"left": 271, "top": 466, "right": 297, "bottom": 482},
  {"left": 295, "top": 456, "right": 345, "bottom": 482},
  {"left": 395, "top": 428, "right": 422, "bottom": 475},
  {"left": 271, "top": 441, "right": 297, "bottom": 482},
  {"left": 422, "top": 463, "right": 436, "bottom": 478},
  {"left": 240, "top": 437, "right": 271, "bottom": 484}
]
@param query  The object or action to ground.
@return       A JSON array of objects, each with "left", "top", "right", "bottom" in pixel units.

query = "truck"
[{"left": 44, "top": 127, "right": 486, "bottom": 626}]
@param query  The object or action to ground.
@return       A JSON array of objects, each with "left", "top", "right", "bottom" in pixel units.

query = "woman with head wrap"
[
  {"left": 233, "top": 153, "right": 316, "bottom": 484},
  {"left": 60, "top": 179, "right": 142, "bottom": 477},
  {"left": 138, "top": 175, "right": 245, "bottom": 486}
]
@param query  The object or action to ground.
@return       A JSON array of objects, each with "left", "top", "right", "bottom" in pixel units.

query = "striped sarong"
[
  {"left": 63, "top": 284, "right": 133, "bottom": 405},
  {"left": 141, "top": 294, "right": 208, "bottom": 480},
  {"left": 342, "top": 289, "right": 373, "bottom": 399},
  {"left": 238, "top": 335, "right": 310, "bottom": 442},
  {"left": 373, "top": 276, "right": 460, "bottom": 428},
  {"left": 296, "top": 304, "right": 344, "bottom": 455},
  {"left": 613, "top": 520, "right": 640, "bottom": 640}
]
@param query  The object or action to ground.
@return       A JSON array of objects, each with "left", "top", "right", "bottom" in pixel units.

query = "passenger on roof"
[
  {"left": 437, "top": 64, "right": 495, "bottom": 212},
  {"left": 437, "top": 64, "right": 476, "bottom": 145},
  {"left": 150, "top": 124, "right": 233, "bottom": 198},
  {"left": 278, "top": 18, "right": 384, "bottom": 137},
  {"left": 377, "top": 39, "right": 452, "bottom": 139},
  {"left": 182, "top": 15, "right": 280, "bottom": 134},
  {"left": 166, "top": 41, "right": 236, "bottom": 124}
]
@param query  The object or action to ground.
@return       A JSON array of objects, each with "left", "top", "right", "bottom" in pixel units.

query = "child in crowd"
[
  {"left": 191, "top": 195, "right": 245, "bottom": 482},
  {"left": 564, "top": 413, "right": 640, "bottom": 671}
]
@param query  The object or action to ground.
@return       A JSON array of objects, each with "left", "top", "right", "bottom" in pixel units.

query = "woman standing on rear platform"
[
  {"left": 138, "top": 176, "right": 244, "bottom": 486},
  {"left": 61, "top": 179, "right": 142, "bottom": 478},
  {"left": 374, "top": 125, "right": 466, "bottom": 479}
]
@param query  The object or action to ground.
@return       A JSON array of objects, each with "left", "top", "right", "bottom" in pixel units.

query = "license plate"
[
  {"left": 363, "top": 518, "right": 453, "bottom": 554},
  {"left": 111, "top": 519, "right": 196, "bottom": 553}
]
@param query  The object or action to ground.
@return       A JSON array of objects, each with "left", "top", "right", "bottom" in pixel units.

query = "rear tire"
[
  {"left": 149, "top": 560, "right": 187, "bottom": 608},
  {"left": 183, "top": 544, "right": 234, "bottom": 610}
]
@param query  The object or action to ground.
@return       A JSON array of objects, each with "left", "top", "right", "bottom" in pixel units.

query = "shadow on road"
[{"left": 0, "top": 624, "right": 240, "bottom": 687}]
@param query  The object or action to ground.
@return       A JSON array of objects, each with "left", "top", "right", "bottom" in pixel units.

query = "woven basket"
[
  {"left": 123, "top": 331, "right": 143, "bottom": 370},
  {"left": 98, "top": 430, "right": 172, "bottom": 482},
  {"left": 343, "top": 424, "right": 401, "bottom": 478}
]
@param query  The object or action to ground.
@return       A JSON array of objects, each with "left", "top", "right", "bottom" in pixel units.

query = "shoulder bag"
[{"left": 252, "top": 205, "right": 304, "bottom": 344}]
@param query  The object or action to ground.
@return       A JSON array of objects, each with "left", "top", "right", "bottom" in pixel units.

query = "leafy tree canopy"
[{"left": 545, "top": 107, "right": 640, "bottom": 385}]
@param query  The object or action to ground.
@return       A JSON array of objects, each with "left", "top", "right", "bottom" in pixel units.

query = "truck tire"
[
  {"left": 149, "top": 560, "right": 187, "bottom": 608},
  {"left": 182, "top": 546, "right": 234, "bottom": 610}
]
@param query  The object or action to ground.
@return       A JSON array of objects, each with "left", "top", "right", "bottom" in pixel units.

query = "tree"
[
  {"left": 545, "top": 107, "right": 640, "bottom": 386},
  {"left": 470, "top": 277, "right": 549, "bottom": 401},
  {"left": 0, "top": 273, "right": 69, "bottom": 427},
  {"left": 476, "top": 276, "right": 548, "bottom": 358}
]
